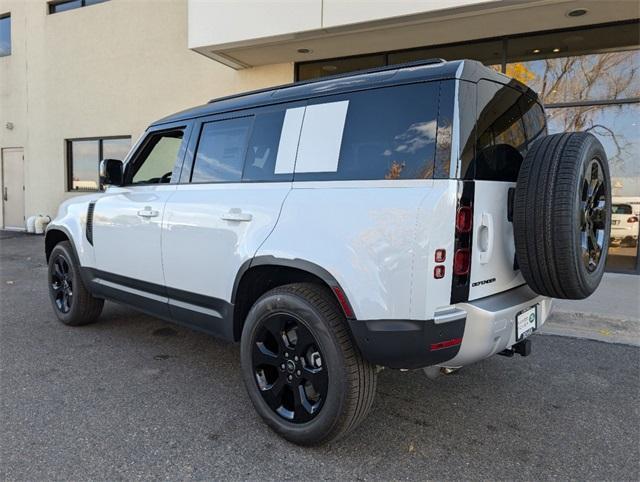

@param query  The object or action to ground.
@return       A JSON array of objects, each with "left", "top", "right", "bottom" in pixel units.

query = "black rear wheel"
[{"left": 240, "top": 283, "right": 377, "bottom": 445}]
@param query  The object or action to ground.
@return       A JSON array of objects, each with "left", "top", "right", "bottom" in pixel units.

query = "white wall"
[{"left": 188, "top": 0, "right": 322, "bottom": 49}]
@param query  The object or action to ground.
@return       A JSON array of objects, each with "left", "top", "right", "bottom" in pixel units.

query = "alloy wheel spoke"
[
  {"left": 253, "top": 341, "right": 280, "bottom": 367},
  {"left": 302, "top": 367, "right": 328, "bottom": 394},
  {"left": 293, "top": 383, "right": 313, "bottom": 418},
  {"left": 261, "top": 377, "right": 286, "bottom": 412},
  {"left": 293, "top": 326, "right": 315, "bottom": 355},
  {"left": 261, "top": 316, "right": 287, "bottom": 349},
  {"left": 53, "top": 261, "right": 64, "bottom": 280}
]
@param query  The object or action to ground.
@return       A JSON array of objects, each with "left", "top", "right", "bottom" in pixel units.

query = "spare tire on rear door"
[{"left": 513, "top": 132, "right": 611, "bottom": 299}]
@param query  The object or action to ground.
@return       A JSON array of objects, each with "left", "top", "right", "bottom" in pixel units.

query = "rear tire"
[
  {"left": 514, "top": 132, "right": 611, "bottom": 299},
  {"left": 240, "top": 283, "right": 377, "bottom": 446},
  {"left": 48, "top": 241, "right": 104, "bottom": 326}
]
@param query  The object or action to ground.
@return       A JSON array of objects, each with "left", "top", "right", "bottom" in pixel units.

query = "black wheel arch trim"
[
  {"left": 232, "top": 255, "right": 356, "bottom": 319},
  {"left": 45, "top": 226, "right": 78, "bottom": 263}
]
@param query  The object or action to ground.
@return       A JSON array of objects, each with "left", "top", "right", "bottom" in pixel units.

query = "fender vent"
[{"left": 86, "top": 201, "right": 96, "bottom": 245}]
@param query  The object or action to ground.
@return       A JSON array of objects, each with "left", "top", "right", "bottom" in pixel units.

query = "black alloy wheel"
[
  {"left": 240, "top": 283, "right": 377, "bottom": 445},
  {"left": 252, "top": 312, "right": 328, "bottom": 423},
  {"left": 47, "top": 240, "right": 104, "bottom": 326},
  {"left": 51, "top": 254, "right": 74, "bottom": 313},
  {"left": 580, "top": 158, "right": 607, "bottom": 272}
]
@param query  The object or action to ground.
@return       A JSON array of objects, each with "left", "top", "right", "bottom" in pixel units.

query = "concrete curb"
[{"left": 541, "top": 309, "right": 640, "bottom": 347}]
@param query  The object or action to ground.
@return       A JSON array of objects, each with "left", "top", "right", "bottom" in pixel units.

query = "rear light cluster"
[
  {"left": 434, "top": 250, "right": 446, "bottom": 279},
  {"left": 450, "top": 181, "right": 474, "bottom": 304}
]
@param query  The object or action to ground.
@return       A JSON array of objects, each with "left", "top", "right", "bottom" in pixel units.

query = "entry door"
[
  {"left": 1, "top": 148, "right": 25, "bottom": 230},
  {"left": 92, "top": 123, "right": 191, "bottom": 315}
]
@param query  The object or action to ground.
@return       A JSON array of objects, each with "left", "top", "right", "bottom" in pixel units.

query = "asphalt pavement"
[{"left": 1, "top": 232, "right": 639, "bottom": 481}]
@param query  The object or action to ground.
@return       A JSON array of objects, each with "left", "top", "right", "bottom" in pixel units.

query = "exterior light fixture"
[
  {"left": 532, "top": 49, "right": 541, "bottom": 54},
  {"left": 567, "top": 8, "right": 588, "bottom": 17},
  {"left": 297, "top": 48, "right": 312, "bottom": 54}
]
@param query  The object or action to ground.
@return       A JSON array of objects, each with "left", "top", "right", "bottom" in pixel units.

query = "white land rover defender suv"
[{"left": 45, "top": 59, "right": 611, "bottom": 445}]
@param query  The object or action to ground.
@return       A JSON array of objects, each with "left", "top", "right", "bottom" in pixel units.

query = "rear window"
[
  {"left": 473, "top": 80, "right": 546, "bottom": 181},
  {"left": 293, "top": 82, "right": 440, "bottom": 181},
  {"left": 612, "top": 204, "right": 633, "bottom": 215}
]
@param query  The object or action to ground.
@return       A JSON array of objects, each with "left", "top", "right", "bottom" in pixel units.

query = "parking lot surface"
[{"left": 1, "top": 233, "right": 639, "bottom": 480}]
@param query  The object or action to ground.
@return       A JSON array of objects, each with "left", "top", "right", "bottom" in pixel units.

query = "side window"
[
  {"left": 475, "top": 81, "right": 527, "bottom": 181},
  {"left": 242, "top": 109, "right": 298, "bottom": 182},
  {"left": 520, "top": 98, "right": 547, "bottom": 144},
  {"left": 129, "top": 129, "right": 184, "bottom": 185},
  {"left": 293, "top": 83, "right": 439, "bottom": 181},
  {"left": 191, "top": 117, "right": 252, "bottom": 183}
]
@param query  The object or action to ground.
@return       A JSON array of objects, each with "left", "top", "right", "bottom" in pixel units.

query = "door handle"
[
  {"left": 3, "top": 187, "right": 7, "bottom": 201},
  {"left": 221, "top": 208, "right": 252, "bottom": 222},
  {"left": 478, "top": 212, "right": 494, "bottom": 264},
  {"left": 137, "top": 206, "right": 159, "bottom": 218}
]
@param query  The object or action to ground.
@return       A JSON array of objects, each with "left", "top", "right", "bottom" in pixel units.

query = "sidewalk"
[{"left": 542, "top": 273, "right": 640, "bottom": 346}]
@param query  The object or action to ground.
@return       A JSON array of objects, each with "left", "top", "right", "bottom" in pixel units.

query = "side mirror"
[{"left": 99, "top": 159, "right": 124, "bottom": 187}]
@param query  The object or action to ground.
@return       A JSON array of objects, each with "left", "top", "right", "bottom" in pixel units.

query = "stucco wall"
[{"left": 0, "top": 0, "right": 293, "bottom": 227}]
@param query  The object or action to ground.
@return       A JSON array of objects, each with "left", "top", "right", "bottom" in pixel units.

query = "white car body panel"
[
  {"left": 92, "top": 184, "right": 176, "bottom": 285},
  {"left": 256, "top": 179, "right": 457, "bottom": 321},
  {"left": 47, "top": 194, "right": 102, "bottom": 267},
  {"left": 162, "top": 182, "right": 291, "bottom": 302},
  {"left": 468, "top": 180, "right": 524, "bottom": 300}
]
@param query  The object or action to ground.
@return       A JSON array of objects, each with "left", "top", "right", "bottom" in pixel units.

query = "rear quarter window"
[
  {"left": 293, "top": 82, "right": 440, "bottom": 181},
  {"left": 473, "top": 80, "right": 546, "bottom": 182}
]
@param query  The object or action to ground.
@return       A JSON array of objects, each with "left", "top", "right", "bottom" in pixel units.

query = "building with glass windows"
[{"left": 0, "top": 0, "right": 638, "bottom": 273}]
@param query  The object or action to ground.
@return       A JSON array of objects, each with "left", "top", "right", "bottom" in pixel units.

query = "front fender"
[{"left": 46, "top": 194, "right": 102, "bottom": 268}]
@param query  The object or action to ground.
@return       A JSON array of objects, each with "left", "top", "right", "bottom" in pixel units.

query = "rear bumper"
[
  {"left": 441, "top": 284, "right": 551, "bottom": 367},
  {"left": 348, "top": 284, "right": 551, "bottom": 369},
  {"left": 348, "top": 317, "right": 466, "bottom": 370}
]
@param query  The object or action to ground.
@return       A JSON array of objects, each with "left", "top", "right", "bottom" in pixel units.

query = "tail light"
[
  {"left": 453, "top": 248, "right": 471, "bottom": 275},
  {"left": 456, "top": 206, "right": 473, "bottom": 233},
  {"left": 450, "top": 181, "right": 474, "bottom": 304},
  {"left": 628, "top": 216, "right": 639, "bottom": 223}
]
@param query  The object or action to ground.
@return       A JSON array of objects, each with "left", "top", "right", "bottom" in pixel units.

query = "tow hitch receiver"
[{"left": 498, "top": 339, "right": 531, "bottom": 358}]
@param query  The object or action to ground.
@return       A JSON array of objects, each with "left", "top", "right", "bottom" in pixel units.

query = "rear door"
[
  {"left": 161, "top": 102, "right": 304, "bottom": 337},
  {"left": 467, "top": 80, "right": 547, "bottom": 300}
]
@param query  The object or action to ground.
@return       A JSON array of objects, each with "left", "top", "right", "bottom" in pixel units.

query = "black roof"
[{"left": 151, "top": 59, "right": 519, "bottom": 127}]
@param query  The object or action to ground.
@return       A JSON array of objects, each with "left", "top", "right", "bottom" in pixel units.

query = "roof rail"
[{"left": 207, "top": 57, "right": 447, "bottom": 104}]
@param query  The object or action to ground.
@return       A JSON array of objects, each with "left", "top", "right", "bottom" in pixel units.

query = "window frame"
[
  {"left": 48, "top": 0, "right": 108, "bottom": 15},
  {"left": 0, "top": 13, "right": 10, "bottom": 58},
  {"left": 66, "top": 135, "right": 131, "bottom": 192},
  {"left": 188, "top": 115, "right": 255, "bottom": 185},
  {"left": 122, "top": 122, "right": 192, "bottom": 187}
]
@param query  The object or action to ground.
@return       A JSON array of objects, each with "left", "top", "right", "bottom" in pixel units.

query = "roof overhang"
[{"left": 188, "top": 0, "right": 640, "bottom": 69}]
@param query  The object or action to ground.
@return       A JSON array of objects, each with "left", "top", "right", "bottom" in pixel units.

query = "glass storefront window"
[
  {"left": 547, "top": 103, "right": 640, "bottom": 271},
  {"left": 505, "top": 51, "right": 640, "bottom": 104},
  {"left": 387, "top": 39, "right": 503, "bottom": 66},
  {"left": 297, "top": 54, "right": 385, "bottom": 81}
]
